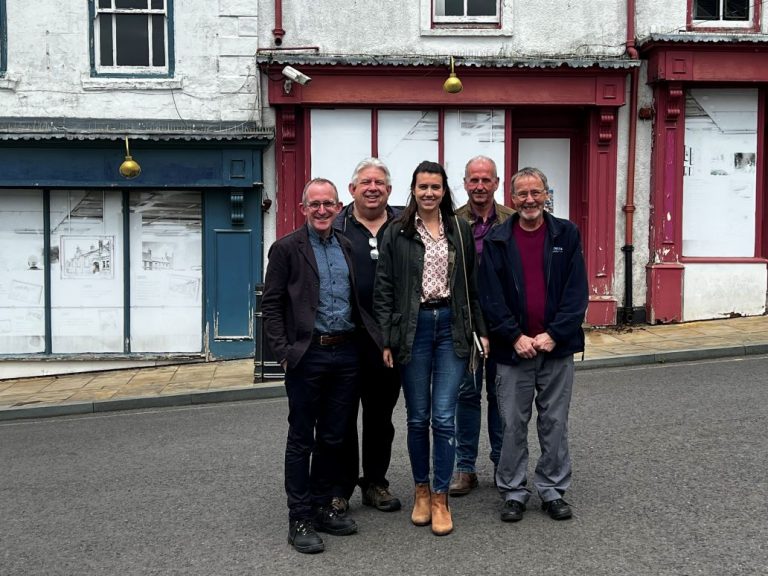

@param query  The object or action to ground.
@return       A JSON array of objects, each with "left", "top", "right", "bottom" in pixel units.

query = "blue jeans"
[
  {"left": 455, "top": 358, "right": 502, "bottom": 473},
  {"left": 400, "top": 306, "right": 467, "bottom": 494}
]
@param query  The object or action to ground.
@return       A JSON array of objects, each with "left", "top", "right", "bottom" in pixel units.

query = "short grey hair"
[
  {"left": 464, "top": 155, "right": 498, "bottom": 179},
  {"left": 350, "top": 157, "right": 392, "bottom": 186},
  {"left": 509, "top": 167, "right": 549, "bottom": 193},
  {"left": 302, "top": 178, "right": 339, "bottom": 204}
]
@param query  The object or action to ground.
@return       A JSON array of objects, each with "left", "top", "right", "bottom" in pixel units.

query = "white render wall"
[
  {"left": 257, "top": 0, "right": 626, "bottom": 57},
  {"left": 683, "top": 264, "right": 767, "bottom": 320},
  {"left": 0, "top": 1, "right": 260, "bottom": 123},
  {"left": 635, "top": 1, "right": 687, "bottom": 36}
]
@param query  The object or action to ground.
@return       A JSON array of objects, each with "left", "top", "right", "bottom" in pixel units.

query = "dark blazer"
[
  {"left": 478, "top": 211, "right": 588, "bottom": 365},
  {"left": 262, "top": 225, "right": 381, "bottom": 370}
]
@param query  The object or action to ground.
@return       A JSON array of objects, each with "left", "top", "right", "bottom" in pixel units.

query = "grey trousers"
[{"left": 495, "top": 354, "right": 574, "bottom": 504}]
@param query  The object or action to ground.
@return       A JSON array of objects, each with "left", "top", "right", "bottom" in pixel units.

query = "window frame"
[
  {"left": 687, "top": 0, "right": 760, "bottom": 32},
  {"left": 433, "top": 0, "right": 501, "bottom": 25},
  {"left": 89, "top": 0, "right": 175, "bottom": 78},
  {"left": 422, "top": 0, "right": 511, "bottom": 35}
]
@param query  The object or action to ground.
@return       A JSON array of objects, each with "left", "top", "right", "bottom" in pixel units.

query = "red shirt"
[{"left": 512, "top": 222, "right": 547, "bottom": 337}]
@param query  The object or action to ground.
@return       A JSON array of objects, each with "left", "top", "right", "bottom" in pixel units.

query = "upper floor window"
[
  {"left": 690, "top": 0, "right": 757, "bottom": 30},
  {"left": 92, "top": 0, "right": 171, "bottom": 75},
  {"left": 434, "top": 0, "right": 500, "bottom": 24}
]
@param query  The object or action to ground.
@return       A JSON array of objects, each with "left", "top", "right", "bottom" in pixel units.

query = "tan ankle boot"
[
  {"left": 411, "top": 483, "right": 431, "bottom": 526},
  {"left": 430, "top": 492, "right": 453, "bottom": 536}
]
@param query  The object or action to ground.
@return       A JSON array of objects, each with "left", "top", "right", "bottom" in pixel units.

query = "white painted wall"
[
  {"left": 258, "top": 0, "right": 625, "bottom": 57},
  {"left": 0, "top": 1, "right": 260, "bottom": 123},
  {"left": 683, "top": 264, "right": 767, "bottom": 320},
  {"left": 635, "top": 1, "right": 687, "bottom": 36}
]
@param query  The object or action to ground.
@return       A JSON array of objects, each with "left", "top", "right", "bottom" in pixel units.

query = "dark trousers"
[
  {"left": 284, "top": 340, "right": 359, "bottom": 521},
  {"left": 340, "top": 345, "right": 401, "bottom": 497}
]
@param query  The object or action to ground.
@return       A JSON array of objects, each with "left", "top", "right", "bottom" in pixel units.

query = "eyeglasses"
[
  {"left": 514, "top": 189, "right": 547, "bottom": 201},
  {"left": 305, "top": 200, "right": 338, "bottom": 211},
  {"left": 369, "top": 237, "right": 379, "bottom": 260}
]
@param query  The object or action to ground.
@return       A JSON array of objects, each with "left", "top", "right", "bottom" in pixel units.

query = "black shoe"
[
  {"left": 314, "top": 506, "right": 358, "bottom": 536},
  {"left": 500, "top": 499, "right": 525, "bottom": 522},
  {"left": 288, "top": 519, "right": 324, "bottom": 554},
  {"left": 541, "top": 498, "right": 572, "bottom": 520}
]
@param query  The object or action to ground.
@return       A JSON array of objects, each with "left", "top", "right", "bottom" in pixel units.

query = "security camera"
[{"left": 281, "top": 66, "right": 312, "bottom": 86}]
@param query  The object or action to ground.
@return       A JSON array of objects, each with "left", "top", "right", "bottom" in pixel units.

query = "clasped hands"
[{"left": 513, "top": 332, "right": 555, "bottom": 359}]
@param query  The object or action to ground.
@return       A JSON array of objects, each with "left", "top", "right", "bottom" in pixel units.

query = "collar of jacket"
[
  {"left": 457, "top": 201, "right": 509, "bottom": 224},
  {"left": 333, "top": 203, "right": 400, "bottom": 233},
  {"left": 488, "top": 210, "right": 562, "bottom": 243}
]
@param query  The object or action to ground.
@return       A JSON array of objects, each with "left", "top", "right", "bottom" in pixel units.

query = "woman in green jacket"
[{"left": 374, "top": 160, "right": 488, "bottom": 536}]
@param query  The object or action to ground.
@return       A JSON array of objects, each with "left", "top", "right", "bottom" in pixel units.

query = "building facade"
[
  {"left": 0, "top": 1, "right": 273, "bottom": 378},
  {"left": 256, "top": 0, "right": 768, "bottom": 327},
  {"left": 3, "top": 0, "right": 768, "bottom": 377}
]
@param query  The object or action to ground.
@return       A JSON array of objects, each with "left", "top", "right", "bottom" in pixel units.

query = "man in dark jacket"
[
  {"left": 450, "top": 155, "right": 515, "bottom": 497},
  {"left": 478, "top": 167, "right": 588, "bottom": 523},
  {"left": 333, "top": 158, "right": 402, "bottom": 513},
  {"left": 262, "top": 178, "right": 380, "bottom": 554}
]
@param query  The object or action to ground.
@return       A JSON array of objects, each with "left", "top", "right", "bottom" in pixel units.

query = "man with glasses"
[
  {"left": 450, "top": 155, "right": 515, "bottom": 497},
  {"left": 478, "top": 167, "right": 587, "bottom": 523},
  {"left": 263, "top": 178, "right": 380, "bottom": 554},
  {"left": 333, "top": 158, "right": 402, "bottom": 513}
]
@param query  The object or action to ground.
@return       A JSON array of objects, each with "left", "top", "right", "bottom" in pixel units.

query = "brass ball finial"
[
  {"left": 119, "top": 137, "right": 142, "bottom": 179},
  {"left": 443, "top": 56, "right": 463, "bottom": 94}
]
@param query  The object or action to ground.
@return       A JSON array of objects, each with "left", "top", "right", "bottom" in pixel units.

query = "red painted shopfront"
[
  {"left": 641, "top": 37, "right": 768, "bottom": 323},
  {"left": 258, "top": 57, "right": 636, "bottom": 326}
]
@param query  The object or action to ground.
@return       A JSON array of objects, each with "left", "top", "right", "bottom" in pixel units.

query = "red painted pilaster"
[
  {"left": 275, "top": 106, "right": 303, "bottom": 239},
  {"left": 584, "top": 107, "right": 619, "bottom": 325},
  {"left": 646, "top": 82, "right": 685, "bottom": 323}
]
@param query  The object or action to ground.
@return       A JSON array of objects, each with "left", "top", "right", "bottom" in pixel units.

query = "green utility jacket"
[{"left": 374, "top": 215, "right": 487, "bottom": 366}]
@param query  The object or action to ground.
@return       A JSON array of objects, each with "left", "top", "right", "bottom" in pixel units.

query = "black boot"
[
  {"left": 314, "top": 506, "right": 358, "bottom": 535},
  {"left": 288, "top": 519, "right": 324, "bottom": 554}
]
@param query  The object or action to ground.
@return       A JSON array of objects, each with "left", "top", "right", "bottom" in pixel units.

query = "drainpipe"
[
  {"left": 623, "top": 0, "right": 639, "bottom": 324},
  {"left": 273, "top": 0, "right": 285, "bottom": 45}
]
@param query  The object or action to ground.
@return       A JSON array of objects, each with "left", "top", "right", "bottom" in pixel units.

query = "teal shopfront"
[{"left": 0, "top": 127, "right": 272, "bottom": 369}]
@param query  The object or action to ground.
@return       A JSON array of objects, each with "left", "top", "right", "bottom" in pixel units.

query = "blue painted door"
[{"left": 204, "top": 187, "right": 263, "bottom": 359}]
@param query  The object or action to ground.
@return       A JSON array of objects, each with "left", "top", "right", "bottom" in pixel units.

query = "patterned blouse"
[{"left": 415, "top": 212, "right": 450, "bottom": 302}]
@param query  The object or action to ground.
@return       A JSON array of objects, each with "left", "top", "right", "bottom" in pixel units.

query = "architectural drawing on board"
[{"left": 61, "top": 236, "right": 114, "bottom": 279}]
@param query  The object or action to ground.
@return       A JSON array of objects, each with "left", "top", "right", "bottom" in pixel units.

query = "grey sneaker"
[
  {"left": 362, "top": 483, "right": 402, "bottom": 512},
  {"left": 330, "top": 496, "right": 348, "bottom": 514}
]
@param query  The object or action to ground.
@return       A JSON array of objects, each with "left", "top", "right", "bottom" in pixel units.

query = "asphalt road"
[{"left": 2, "top": 355, "right": 767, "bottom": 576}]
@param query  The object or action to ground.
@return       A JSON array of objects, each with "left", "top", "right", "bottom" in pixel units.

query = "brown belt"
[{"left": 312, "top": 331, "right": 355, "bottom": 346}]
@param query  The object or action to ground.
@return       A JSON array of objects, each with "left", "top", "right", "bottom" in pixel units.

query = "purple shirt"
[{"left": 471, "top": 205, "right": 498, "bottom": 257}]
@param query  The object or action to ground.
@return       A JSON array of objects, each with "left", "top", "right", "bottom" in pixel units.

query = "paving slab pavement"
[{"left": 3, "top": 315, "right": 768, "bottom": 421}]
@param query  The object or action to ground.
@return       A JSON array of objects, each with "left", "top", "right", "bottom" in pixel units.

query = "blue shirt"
[{"left": 308, "top": 226, "right": 354, "bottom": 334}]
